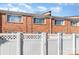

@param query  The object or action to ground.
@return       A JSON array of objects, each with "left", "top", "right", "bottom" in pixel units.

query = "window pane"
[
  {"left": 71, "top": 21, "right": 77, "bottom": 26},
  {"left": 33, "top": 18, "right": 44, "bottom": 24},
  {"left": 7, "top": 15, "right": 21, "bottom": 22},
  {"left": 77, "top": 22, "right": 79, "bottom": 26},
  {"left": 55, "top": 20, "right": 64, "bottom": 25},
  {"left": 71, "top": 21, "right": 79, "bottom": 26}
]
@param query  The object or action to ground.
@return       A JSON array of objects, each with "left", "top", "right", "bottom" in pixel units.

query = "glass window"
[
  {"left": 7, "top": 15, "right": 21, "bottom": 23},
  {"left": 71, "top": 21, "right": 79, "bottom": 26},
  {"left": 33, "top": 18, "right": 45, "bottom": 24},
  {"left": 54, "top": 20, "right": 64, "bottom": 25}
]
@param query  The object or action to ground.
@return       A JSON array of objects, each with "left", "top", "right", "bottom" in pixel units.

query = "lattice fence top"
[
  {"left": 0, "top": 33, "right": 17, "bottom": 40},
  {"left": 0, "top": 33, "right": 78, "bottom": 41},
  {"left": 23, "top": 33, "right": 42, "bottom": 40}
]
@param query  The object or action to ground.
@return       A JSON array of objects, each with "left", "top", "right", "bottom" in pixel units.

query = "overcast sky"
[{"left": 0, "top": 3, "right": 79, "bottom": 16}]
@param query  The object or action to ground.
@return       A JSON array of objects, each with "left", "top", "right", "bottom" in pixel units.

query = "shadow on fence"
[{"left": 0, "top": 37, "right": 8, "bottom": 46}]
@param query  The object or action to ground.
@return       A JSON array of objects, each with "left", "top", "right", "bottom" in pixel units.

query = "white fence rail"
[{"left": 0, "top": 33, "right": 79, "bottom": 55}]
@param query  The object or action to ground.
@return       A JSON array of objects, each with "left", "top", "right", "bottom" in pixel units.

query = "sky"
[{"left": 0, "top": 3, "right": 79, "bottom": 16}]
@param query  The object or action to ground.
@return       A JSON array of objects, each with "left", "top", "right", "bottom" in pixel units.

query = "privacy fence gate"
[{"left": 0, "top": 32, "right": 79, "bottom": 55}]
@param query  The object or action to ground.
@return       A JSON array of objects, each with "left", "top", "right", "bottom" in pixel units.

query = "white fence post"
[
  {"left": 58, "top": 33, "right": 60, "bottom": 55},
  {"left": 72, "top": 33, "right": 76, "bottom": 55},
  {"left": 16, "top": 33, "right": 23, "bottom": 55},
  {"left": 58, "top": 33, "right": 63, "bottom": 55},
  {"left": 41, "top": 32, "right": 47, "bottom": 55}
]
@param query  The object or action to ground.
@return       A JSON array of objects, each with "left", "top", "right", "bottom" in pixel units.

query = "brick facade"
[
  {"left": 1, "top": 14, "right": 27, "bottom": 33},
  {"left": 0, "top": 10, "right": 79, "bottom": 33}
]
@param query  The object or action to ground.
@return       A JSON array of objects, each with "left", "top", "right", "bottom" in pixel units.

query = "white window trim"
[
  {"left": 6, "top": 14, "right": 23, "bottom": 23},
  {"left": 54, "top": 20, "right": 65, "bottom": 26},
  {"left": 33, "top": 18, "right": 46, "bottom": 24}
]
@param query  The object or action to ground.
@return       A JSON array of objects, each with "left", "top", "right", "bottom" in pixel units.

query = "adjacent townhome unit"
[{"left": 0, "top": 10, "right": 79, "bottom": 33}]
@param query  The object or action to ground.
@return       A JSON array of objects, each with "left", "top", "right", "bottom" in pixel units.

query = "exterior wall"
[
  {"left": 52, "top": 19, "right": 69, "bottom": 33},
  {"left": 1, "top": 13, "right": 51, "bottom": 33},
  {"left": 32, "top": 18, "right": 78, "bottom": 33},
  {"left": 26, "top": 16, "right": 32, "bottom": 33},
  {"left": 52, "top": 18, "right": 79, "bottom": 33},
  {"left": 67, "top": 20, "right": 79, "bottom": 33},
  {"left": 1, "top": 14, "right": 27, "bottom": 33},
  {"left": 1, "top": 12, "right": 79, "bottom": 33},
  {"left": 32, "top": 18, "right": 51, "bottom": 33}
]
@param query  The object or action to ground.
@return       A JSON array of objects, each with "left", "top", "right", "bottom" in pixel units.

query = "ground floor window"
[
  {"left": 7, "top": 15, "right": 22, "bottom": 23},
  {"left": 71, "top": 20, "right": 79, "bottom": 26},
  {"left": 33, "top": 18, "right": 45, "bottom": 24},
  {"left": 54, "top": 19, "right": 64, "bottom": 25}
]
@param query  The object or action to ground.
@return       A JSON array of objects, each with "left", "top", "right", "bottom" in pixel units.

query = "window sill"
[
  {"left": 54, "top": 25, "right": 65, "bottom": 26},
  {"left": 7, "top": 22, "right": 23, "bottom": 24},
  {"left": 33, "top": 23, "right": 46, "bottom": 25}
]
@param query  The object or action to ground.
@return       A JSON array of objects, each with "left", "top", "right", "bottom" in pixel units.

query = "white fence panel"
[
  {"left": 23, "top": 33, "right": 42, "bottom": 55},
  {"left": 48, "top": 33, "right": 59, "bottom": 55},
  {"left": 76, "top": 34, "right": 79, "bottom": 55},
  {"left": 63, "top": 34, "right": 73, "bottom": 55},
  {"left": 0, "top": 33, "right": 17, "bottom": 55}
]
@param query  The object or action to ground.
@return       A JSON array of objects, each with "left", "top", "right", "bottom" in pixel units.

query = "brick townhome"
[{"left": 0, "top": 10, "right": 79, "bottom": 33}]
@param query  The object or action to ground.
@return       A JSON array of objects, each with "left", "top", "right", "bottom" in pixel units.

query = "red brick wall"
[
  {"left": 52, "top": 19, "right": 68, "bottom": 33},
  {"left": 32, "top": 18, "right": 51, "bottom": 33},
  {"left": 52, "top": 19, "right": 79, "bottom": 33},
  {"left": 67, "top": 20, "right": 79, "bottom": 33},
  {"left": 1, "top": 13, "right": 79, "bottom": 33},
  {"left": 2, "top": 14, "right": 27, "bottom": 33},
  {"left": 26, "top": 16, "right": 32, "bottom": 33}
]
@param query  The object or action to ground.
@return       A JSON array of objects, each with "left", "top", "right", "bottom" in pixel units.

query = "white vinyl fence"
[
  {"left": 0, "top": 32, "right": 79, "bottom": 55},
  {"left": 0, "top": 33, "right": 18, "bottom": 55},
  {"left": 23, "top": 33, "right": 43, "bottom": 55}
]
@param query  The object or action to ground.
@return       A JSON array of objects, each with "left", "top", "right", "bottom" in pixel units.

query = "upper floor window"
[
  {"left": 33, "top": 18, "right": 45, "bottom": 24},
  {"left": 71, "top": 21, "right": 79, "bottom": 26},
  {"left": 54, "top": 19, "right": 64, "bottom": 25},
  {"left": 7, "top": 15, "right": 22, "bottom": 23}
]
